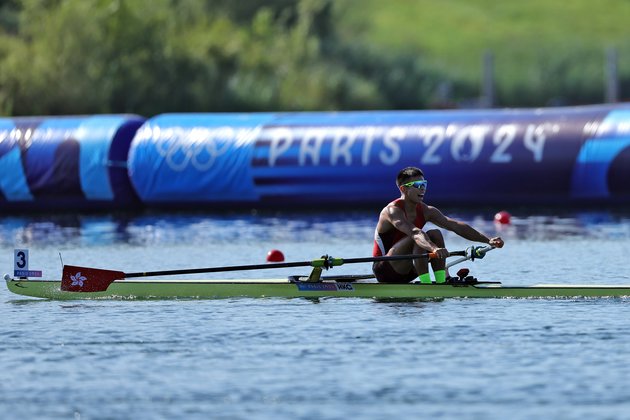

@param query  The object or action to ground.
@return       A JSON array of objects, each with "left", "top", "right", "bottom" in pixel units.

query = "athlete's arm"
[
  {"left": 380, "top": 205, "right": 442, "bottom": 253},
  {"left": 425, "top": 206, "right": 504, "bottom": 247}
]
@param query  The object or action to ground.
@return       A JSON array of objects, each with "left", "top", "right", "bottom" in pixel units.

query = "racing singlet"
[{"left": 373, "top": 199, "right": 426, "bottom": 257}]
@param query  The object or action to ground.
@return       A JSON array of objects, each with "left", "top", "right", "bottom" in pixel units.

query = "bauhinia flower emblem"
[{"left": 71, "top": 272, "right": 87, "bottom": 287}]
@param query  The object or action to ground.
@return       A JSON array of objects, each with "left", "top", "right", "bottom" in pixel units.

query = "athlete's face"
[{"left": 400, "top": 177, "right": 427, "bottom": 202}]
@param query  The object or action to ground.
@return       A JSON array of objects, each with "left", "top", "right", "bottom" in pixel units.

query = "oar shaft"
[
  {"left": 342, "top": 253, "right": 430, "bottom": 265},
  {"left": 124, "top": 260, "right": 314, "bottom": 278},
  {"left": 123, "top": 251, "right": 462, "bottom": 279},
  {"left": 343, "top": 250, "right": 465, "bottom": 265}
]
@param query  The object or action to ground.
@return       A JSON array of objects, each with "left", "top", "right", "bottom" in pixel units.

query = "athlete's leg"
[
  {"left": 426, "top": 229, "right": 450, "bottom": 281},
  {"left": 386, "top": 236, "right": 423, "bottom": 276},
  {"left": 410, "top": 241, "right": 429, "bottom": 279}
]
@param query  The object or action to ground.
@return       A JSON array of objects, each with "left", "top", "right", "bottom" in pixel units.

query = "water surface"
[{"left": 2, "top": 209, "right": 630, "bottom": 419}]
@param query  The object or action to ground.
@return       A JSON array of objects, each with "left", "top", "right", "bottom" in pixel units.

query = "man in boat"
[{"left": 373, "top": 166, "right": 504, "bottom": 284}]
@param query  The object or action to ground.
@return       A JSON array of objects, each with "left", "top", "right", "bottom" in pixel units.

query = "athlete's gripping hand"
[
  {"left": 432, "top": 247, "right": 450, "bottom": 259},
  {"left": 489, "top": 237, "right": 504, "bottom": 248}
]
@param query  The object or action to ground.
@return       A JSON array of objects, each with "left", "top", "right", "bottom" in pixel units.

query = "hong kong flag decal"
[{"left": 61, "top": 265, "right": 125, "bottom": 292}]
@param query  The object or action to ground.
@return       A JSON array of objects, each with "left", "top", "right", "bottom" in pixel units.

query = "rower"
[{"left": 372, "top": 166, "right": 504, "bottom": 284}]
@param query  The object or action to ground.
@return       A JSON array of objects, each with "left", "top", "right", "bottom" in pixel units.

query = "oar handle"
[{"left": 446, "top": 245, "right": 495, "bottom": 269}]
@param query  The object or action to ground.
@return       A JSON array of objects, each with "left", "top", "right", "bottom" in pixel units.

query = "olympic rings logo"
[{"left": 144, "top": 126, "right": 258, "bottom": 172}]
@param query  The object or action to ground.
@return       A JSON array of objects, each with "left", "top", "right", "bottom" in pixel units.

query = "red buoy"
[
  {"left": 266, "top": 249, "right": 285, "bottom": 262},
  {"left": 494, "top": 211, "right": 512, "bottom": 225}
]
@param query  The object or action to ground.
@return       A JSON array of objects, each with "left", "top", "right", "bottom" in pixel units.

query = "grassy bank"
[{"left": 337, "top": 0, "right": 630, "bottom": 104}]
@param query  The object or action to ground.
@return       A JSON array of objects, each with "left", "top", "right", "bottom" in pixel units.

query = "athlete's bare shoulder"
[
  {"left": 377, "top": 201, "right": 403, "bottom": 232},
  {"left": 422, "top": 203, "right": 442, "bottom": 219}
]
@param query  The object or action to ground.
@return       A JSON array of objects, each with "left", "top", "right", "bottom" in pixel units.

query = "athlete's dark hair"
[{"left": 396, "top": 167, "right": 424, "bottom": 187}]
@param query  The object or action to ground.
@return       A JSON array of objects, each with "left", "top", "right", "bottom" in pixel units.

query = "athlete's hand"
[
  {"left": 431, "top": 247, "right": 450, "bottom": 259},
  {"left": 489, "top": 237, "right": 504, "bottom": 248}
]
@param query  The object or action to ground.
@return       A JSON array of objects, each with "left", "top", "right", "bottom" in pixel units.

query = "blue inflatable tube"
[
  {"left": 0, "top": 115, "right": 145, "bottom": 211},
  {"left": 129, "top": 113, "right": 277, "bottom": 204},
  {"left": 128, "top": 104, "right": 630, "bottom": 207}
]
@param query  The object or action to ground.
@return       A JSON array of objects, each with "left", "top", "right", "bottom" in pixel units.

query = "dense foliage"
[{"left": 0, "top": 0, "right": 627, "bottom": 116}]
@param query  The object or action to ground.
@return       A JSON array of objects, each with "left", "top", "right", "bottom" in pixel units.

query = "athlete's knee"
[
  {"left": 427, "top": 229, "right": 444, "bottom": 246},
  {"left": 389, "top": 236, "right": 415, "bottom": 255}
]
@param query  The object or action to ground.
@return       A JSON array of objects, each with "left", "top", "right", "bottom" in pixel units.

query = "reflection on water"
[
  {"left": 2, "top": 210, "right": 630, "bottom": 247},
  {"left": 1, "top": 211, "right": 378, "bottom": 247}
]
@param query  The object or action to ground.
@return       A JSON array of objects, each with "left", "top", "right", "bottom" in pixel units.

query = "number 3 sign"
[{"left": 14, "top": 249, "right": 42, "bottom": 278}]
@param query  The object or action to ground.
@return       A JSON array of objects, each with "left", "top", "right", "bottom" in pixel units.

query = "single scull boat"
[
  {"left": 6, "top": 247, "right": 630, "bottom": 300},
  {"left": 5, "top": 276, "right": 630, "bottom": 300}
]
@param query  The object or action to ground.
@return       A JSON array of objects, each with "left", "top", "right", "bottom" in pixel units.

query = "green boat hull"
[{"left": 6, "top": 278, "right": 630, "bottom": 300}]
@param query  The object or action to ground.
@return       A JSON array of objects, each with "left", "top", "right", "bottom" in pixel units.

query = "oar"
[
  {"left": 446, "top": 245, "right": 495, "bottom": 269},
  {"left": 60, "top": 251, "right": 467, "bottom": 293}
]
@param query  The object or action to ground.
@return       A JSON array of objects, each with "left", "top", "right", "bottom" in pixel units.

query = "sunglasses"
[{"left": 402, "top": 180, "right": 428, "bottom": 189}]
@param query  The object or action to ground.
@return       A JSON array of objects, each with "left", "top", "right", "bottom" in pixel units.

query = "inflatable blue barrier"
[
  {"left": 129, "top": 113, "right": 277, "bottom": 205},
  {"left": 128, "top": 104, "right": 630, "bottom": 207},
  {"left": 571, "top": 109, "right": 630, "bottom": 200},
  {"left": 0, "top": 115, "right": 145, "bottom": 211},
  {"left": 2, "top": 104, "right": 629, "bottom": 212}
]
